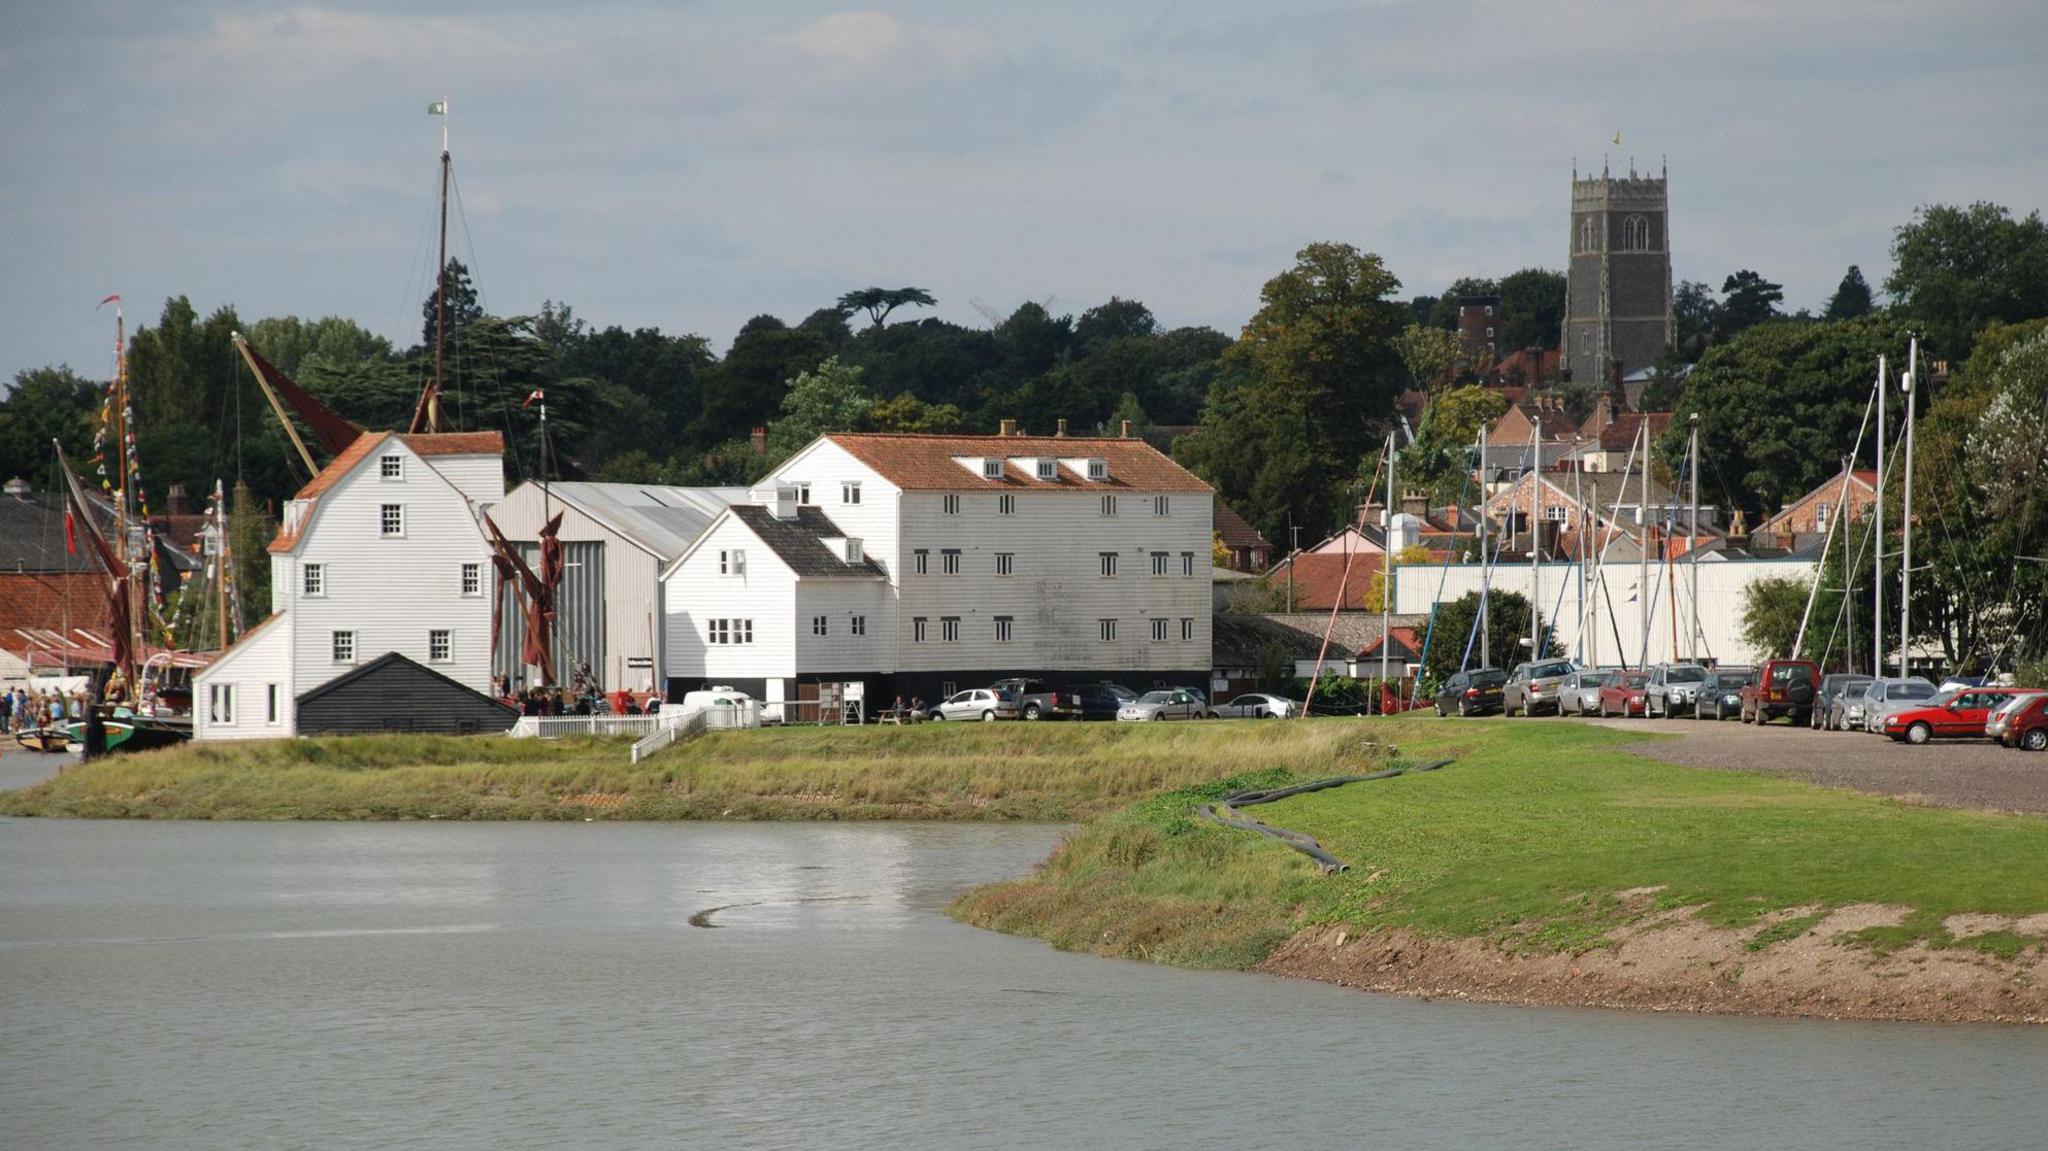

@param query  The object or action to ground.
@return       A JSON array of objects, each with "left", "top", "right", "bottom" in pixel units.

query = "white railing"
[
  {"left": 509, "top": 714, "right": 667, "bottom": 740},
  {"left": 628, "top": 700, "right": 761, "bottom": 763}
]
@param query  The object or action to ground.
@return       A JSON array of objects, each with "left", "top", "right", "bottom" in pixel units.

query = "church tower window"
[{"left": 1623, "top": 215, "right": 1649, "bottom": 251}]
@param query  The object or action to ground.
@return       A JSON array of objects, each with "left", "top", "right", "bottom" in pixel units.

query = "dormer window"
[
  {"left": 380, "top": 454, "right": 403, "bottom": 480},
  {"left": 1086, "top": 459, "right": 1108, "bottom": 482},
  {"left": 845, "top": 539, "right": 863, "bottom": 564},
  {"left": 1035, "top": 459, "right": 1057, "bottom": 482},
  {"left": 982, "top": 458, "right": 1004, "bottom": 480}
]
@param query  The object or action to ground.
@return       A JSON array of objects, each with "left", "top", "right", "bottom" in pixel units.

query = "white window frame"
[
  {"left": 1100, "top": 552, "right": 1118, "bottom": 577},
  {"left": 944, "top": 494, "right": 962, "bottom": 515},
  {"left": 332, "top": 630, "right": 356, "bottom": 664},
  {"left": 380, "top": 503, "right": 404, "bottom": 538},
  {"left": 1545, "top": 504, "right": 1569, "bottom": 522},
  {"left": 380, "top": 454, "right": 403, "bottom": 480},
  {"left": 708, "top": 619, "right": 729, "bottom": 645},
  {"left": 1151, "top": 618, "right": 1169, "bottom": 642},
  {"left": 266, "top": 683, "right": 280, "bottom": 725},
  {"left": 995, "top": 552, "right": 1014, "bottom": 576},
  {"left": 913, "top": 617, "right": 928, "bottom": 643},
  {"left": 981, "top": 459, "right": 1003, "bottom": 480},
  {"left": 719, "top": 549, "right": 746, "bottom": 577},
  {"left": 999, "top": 494, "right": 1017, "bottom": 515},
  {"left": 842, "top": 482, "right": 861, "bottom": 505},
  {"left": 941, "top": 549, "right": 961, "bottom": 575},
  {"left": 1154, "top": 495, "right": 1170, "bottom": 516},
  {"left": 845, "top": 539, "right": 864, "bottom": 564},
  {"left": 994, "top": 616, "right": 1013, "bottom": 643},
  {"left": 1099, "top": 618, "right": 1118, "bottom": 642},
  {"left": 1101, "top": 494, "right": 1117, "bottom": 517},
  {"left": 209, "top": 682, "right": 234, "bottom": 724},
  {"left": 1151, "top": 551, "right": 1169, "bottom": 576},
  {"left": 1180, "top": 617, "right": 1194, "bottom": 641},
  {"left": 303, "top": 562, "right": 325, "bottom": 597},
  {"left": 1088, "top": 460, "right": 1108, "bottom": 481},
  {"left": 736, "top": 620, "right": 753, "bottom": 645},
  {"left": 914, "top": 549, "right": 929, "bottom": 576},
  {"left": 813, "top": 615, "right": 828, "bottom": 637},
  {"left": 1035, "top": 460, "right": 1056, "bottom": 482},
  {"left": 793, "top": 483, "right": 811, "bottom": 505},
  {"left": 461, "top": 562, "right": 482, "bottom": 596},
  {"left": 941, "top": 616, "right": 959, "bottom": 643},
  {"left": 428, "top": 628, "right": 452, "bottom": 663},
  {"left": 850, "top": 615, "right": 866, "bottom": 637},
  {"left": 1815, "top": 502, "right": 1833, "bottom": 531},
  {"left": 1181, "top": 551, "right": 1195, "bottom": 576}
]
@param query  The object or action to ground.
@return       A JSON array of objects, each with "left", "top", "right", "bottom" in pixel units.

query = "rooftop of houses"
[
  {"left": 1213, "top": 501, "right": 1271, "bottom": 551},
  {"left": 822, "top": 432, "right": 1212, "bottom": 492},
  {"left": 511, "top": 481, "right": 750, "bottom": 560},
  {"left": 271, "top": 430, "right": 506, "bottom": 553},
  {"left": 1213, "top": 611, "right": 1434, "bottom": 668},
  {"left": 724, "top": 505, "right": 888, "bottom": 579}
]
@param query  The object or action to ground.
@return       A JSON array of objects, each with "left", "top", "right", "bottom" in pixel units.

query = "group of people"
[
  {"left": 497, "top": 677, "right": 665, "bottom": 718},
  {"left": 0, "top": 686, "right": 90, "bottom": 734}
]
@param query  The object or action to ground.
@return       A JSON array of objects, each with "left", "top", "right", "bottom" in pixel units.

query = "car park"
[
  {"left": 1987, "top": 690, "right": 2048, "bottom": 743},
  {"left": 1557, "top": 670, "right": 1610, "bottom": 717},
  {"left": 1433, "top": 668, "right": 1507, "bottom": 717},
  {"left": 1068, "top": 682, "right": 1138, "bottom": 721},
  {"left": 1208, "top": 692, "right": 1298, "bottom": 719},
  {"left": 1117, "top": 688, "right": 1207, "bottom": 722},
  {"left": 1504, "top": 659, "right": 1578, "bottom": 717},
  {"left": 990, "top": 678, "right": 1069, "bottom": 721},
  {"left": 1815, "top": 674, "right": 1874, "bottom": 730},
  {"left": 1884, "top": 687, "right": 2029, "bottom": 744},
  {"left": 1741, "top": 659, "right": 1820, "bottom": 725},
  {"left": 2002, "top": 693, "right": 2048, "bottom": 751},
  {"left": 930, "top": 687, "right": 1019, "bottom": 722},
  {"left": 1597, "top": 670, "right": 1649, "bottom": 718},
  {"left": 1694, "top": 666, "right": 1752, "bottom": 720},
  {"left": 1856, "top": 677, "right": 1938, "bottom": 733},
  {"left": 1645, "top": 663, "right": 1708, "bottom": 718}
]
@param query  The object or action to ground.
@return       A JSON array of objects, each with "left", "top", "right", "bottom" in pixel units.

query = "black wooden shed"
[{"left": 294, "top": 652, "right": 517, "bottom": 736}]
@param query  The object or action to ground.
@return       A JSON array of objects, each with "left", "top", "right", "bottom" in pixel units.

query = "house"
[
  {"left": 487, "top": 480, "right": 746, "bottom": 693},
  {"left": 659, "top": 430, "right": 1215, "bottom": 709},
  {"left": 1484, "top": 347, "right": 1563, "bottom": 390},
  {"left": 1571, "top": 408, "right": 1673, "bottom": 473},
  {"left": 1484, "top": 393, "right": 1577, "bottom": 447},
  {"left": 1213, "top": 502, "right": 1272, "bottom": 572},
  {"left": 193, "top": 430, "right": 504, "bottom": 739},
  {"left": 1758, "top": 467, "right": 1878, "bottom": 548}
]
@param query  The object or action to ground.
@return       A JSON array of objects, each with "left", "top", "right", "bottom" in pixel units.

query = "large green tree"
[
  {"left": 1420, "top": 590, "right": 1538, "bottom": 682},
  {"left": 1823, "top": 265, "right": 1875, "bottom": 321},
  {"left": 0, "top": 367, "right": 99, "bottom": 485},
  {"left": 1713, "top": 271, "right": 1785, "bottom": 343},
  {"left": 764, "top": 357, "right": 871, "bottom": 457},
  {"left": 1495, "top": 268, "right": 1567, "bottom": 351},
  {"left": 1886, "top": 202, "right": 2048, "bottom": 359}
]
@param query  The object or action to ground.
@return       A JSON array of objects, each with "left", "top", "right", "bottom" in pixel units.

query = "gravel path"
[{"left": 1584, "top": 716, "right": 2048, "bottom": 815}]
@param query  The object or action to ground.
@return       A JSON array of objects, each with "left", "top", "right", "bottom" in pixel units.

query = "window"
[
  {"left": 380, "top": 504, "right": 404, "bottom": 537},
  {"left": 1181, "top": 551, "right": 1195, "bottom": 576},
  {"left": 380, "top": 454, "right": 403, "bottom": 480},
  {"left": 1154, "top": 495, "right": 1170, "bottom": 516},
  {"left": 1035, "top": 460, "right": 1057, "bottom": 481},
  {"left": 1101, "top": 494, "right": 1117, "bottom": 517},
  {"left": 1815, "top": 502, "right": 1833, "bottom": 531},
  {"left": 429, "top": 629, "right": 451, "bottom": 662},
  {"left": 793, "top": 483, "right": 811, "bottom": 505},
  {"left": 707, "top": 619, "right": 754, "bottom": 645},
  {"left": 461, "top": 562, "right": 481, "bottom": 596},
  {"left": 709, "top": 619, "right": 728, "bottom": 645},
  {"left": 1579, "top": 214, "right": 1594, "bottom": 254},
  {"left": 941, "top": 617, "right": 959, "bottom": 642},
  {"left": 1624, "top": 214, "right": 1649, "bottom": 251},
  {"left": 1150, "top": 618, "right": 1169, "bottom": 642},
  {"left": 1087, "top": 460, "right": 1108, "bottom": 481},
  {"left": 1545, "top": 505, "right": 1569, "bottom": 522},
  {"left": 266, "top": 684, "right": 279, "bottom": 724},
  {"left": 941, "top": 549, "right": 960, "bottom": 575},
  {"left": 845, "top": 539, "right": 863, "bottom": 564},
  {"left": 914, "top": 549, "right": 929, "bottom": 576},
  {"left": 940, "top": 680, "right": 957, "bottom": 698},
  {"left": 913, "top": 617, "right": 928, "bottom": 643},
  {"left": 719, "top": 549, "right": 746, "bottom": 577},
  {"left": 981, "top": 459, "right": 1003, "bottom": 480},
  {"left": 208, "top": 683, "right": 233, "bottom": 724},
  {"left": 999, "top": 494, "right": 1016, "bottom": 516},
  {"left": 842, "top": 482, "right": 861, "bottom": 505},
  {"left": 995, "top": 552, "right": 1014, "bottom": 576},
  {"left": 332, "top": 630, "right": 356, "bottom": 663},
  {"left": 850, "top": 615, "right": 866, "bottom": 637},
  {"left": 813, "top": 615, "right": 828, "bottom": 637},
  {"left": 303, "top": 562, "right": 325, "bottom": 597},
  {"left": 1099, "top": 552, "right": 1118, "bottom": 577},
  {"left": 994, "top": 616, "right": 1013, "bottom": 643},
  {"left": 1151, "top": 551, "right": 1169, "bottom": 576},
  {"left": 944, "top": 494, "right": 962, "bottom": 515},
  {"left": 1485, "top": 327, "right": 1495, "bottom": 339},
  {"left": 1485, "top": 304, "right": 1495, "bottom": 317},
  {"left": 1180, "top": 617, "right": 1194, "bottom": 641},
  {"left": 1099, "top": 618, "right": 1118, "bottom": 642}
]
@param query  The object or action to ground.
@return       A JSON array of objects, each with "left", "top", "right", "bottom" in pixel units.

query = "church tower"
[{"left": 1562, "top": 162, "right": 1674, "bottom": 386}]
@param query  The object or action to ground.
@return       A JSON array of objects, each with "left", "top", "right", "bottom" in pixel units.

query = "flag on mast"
[
  {"left": 428, "top": 101, "right": 447, "bottom": 115},
  {"left": 523, "top": 388, "right": 545, "bottom": 409}
]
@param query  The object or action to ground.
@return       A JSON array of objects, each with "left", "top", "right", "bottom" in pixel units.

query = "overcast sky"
[{"left": 5, "top": 1, "right": 2045, "bottom": 382}]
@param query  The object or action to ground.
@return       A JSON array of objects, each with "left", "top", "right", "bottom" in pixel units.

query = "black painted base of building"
[
  {"left": 298, "top": 653, "right": 520, "bottom": 736},
  {"left": 663, "top": 668, "right": 1213, "bottom": 714}
]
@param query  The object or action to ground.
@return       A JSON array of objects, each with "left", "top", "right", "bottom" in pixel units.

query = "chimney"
[
  {"left": 1362, "top": 499, "right": 1387, "bottom": 528},
  {"left": 750, "top": 426, "right": 767, "bottom": 454},
  {"left": 1119, "top": 419, "right": 1131, "bottom": 438},
  {"left": 166, "top": 483, "right": 190, "bottom": 516},
  {"left": 999, "top": 418, "right": 1017, "bottom": 437},
  {"left": 1400, "top": 488, "right": 1428, "bottom": 518},
  {"left": 3, "top": 477, "right": 30, "bottom": 501},
  {"left": 1055, "top": 418, "right": 1068, "bottom": 438}
]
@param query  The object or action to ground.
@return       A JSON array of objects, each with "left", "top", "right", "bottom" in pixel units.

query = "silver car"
[
  {"left": 1505, "top": 659, "right": 1578, "bottom": 717},
  {"left": 1987, "top": 691, "right": 2048, "bottom": 741},
  {"left": 930, "top": 688, "right": 1019, "bottom": 722},
  {"left": 1645, "top": 663, "right": 1708, "bottom": 718},
  {"left": 1557, "top": 671, "right": 1610, "bottom": 717},
  {"left": 1118, "top": 689, "right": 1206, "bottom": 722},
  {"left": 1857, "top": 677, "right": 1939, "bottom": 733},
  {"left": 1208, "top": 693, "right": 1297, "bottom": 719}
]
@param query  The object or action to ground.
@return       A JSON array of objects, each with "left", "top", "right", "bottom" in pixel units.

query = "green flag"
[{"left": 428, "top": 101, "right": 447, "bottom": 115}]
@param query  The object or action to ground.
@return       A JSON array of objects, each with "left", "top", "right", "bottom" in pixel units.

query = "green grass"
[
  {"left": 0, "top": 720, "right": 1390, "bottom": 822},
  {"left": 952, "top": 715, "right": 2048, "bottom": 966}
]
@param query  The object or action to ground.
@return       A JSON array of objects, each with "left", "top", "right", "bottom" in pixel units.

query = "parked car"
[
  {"left": 1986, "top": 690, "right": 2048, "bottom": 743},
  {"left": 1558, "top": 670, "right": 1611, "bottom": 717},
  {"left": 1883, "top": 687, "right": 2030, "bottom": 744},
  {"left": 1814, "top": 674, "right": 1875, "bottom": 730},
  {"left": 1068, "top": 682, "right": 1138, "bottom": 721},
  {"left": 1597, "top": 670, "right": 1650, "bottom": 718},
  {"left": 1505, "top": 659, "right": 1578, "bottom": 717},
  {"left": 990, "top": 678, "right": 1071, "bottom": 721},
  {"left": 1740, "top": 659, "right": 1820, "bottom": 725},
  {"left": 1645, "top": 663, "right": 1708, "bottom": 718},
  {"left": 2001, "top": 693, "right": 2048, "bottom": 751},
  {"left": 931, "top": 687, "right": 1020, "bottom": 722},
  {"left": 1117, "top": 688, "right": 1207, "bottom": 722},
  {"left": 1433, "top": 668, "right": 1507, "bottom": 717},
  {"left": 1208, "top": 692, "right": 1298, "bottom": 719},
  {"left": 1694, "top": 666, "right": 1753, "bottom": 720},
  {"left": 1855, "top": 677, "right": 1939, "bottom": 733}
]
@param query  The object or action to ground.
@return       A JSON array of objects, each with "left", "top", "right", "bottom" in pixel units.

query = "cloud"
[{"left": 765, "top": 10, "right": 996, "bottom": 75}]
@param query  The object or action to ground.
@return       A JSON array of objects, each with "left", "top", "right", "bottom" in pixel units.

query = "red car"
[
  {"left": 1597, "top": 671, "right": 1649, "bottom": 718},
  {"left": 1883, "top": 688, "right": 2028, "bottom": 745},
  {"left": 1740, "top": 659, "right": 1820, "bottom": 725},
  {"left": 2004, "top": 693, "right": 2048, "bottom": 752}
]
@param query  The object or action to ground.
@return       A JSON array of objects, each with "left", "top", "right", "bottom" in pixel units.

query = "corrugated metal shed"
[{"left": 534, "top": 482, "right": 749, "bottom": 561}]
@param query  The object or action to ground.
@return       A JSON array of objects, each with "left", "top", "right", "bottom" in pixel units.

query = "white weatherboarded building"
[
  {"left": 660, "top": 431, "right": 1215, "bottom": 708},
  {"left": 194, "top": 431, "right": 505, "bottom": 739},
  {"left": 488, "top": 481, "right": 745, "bottom": 693}
]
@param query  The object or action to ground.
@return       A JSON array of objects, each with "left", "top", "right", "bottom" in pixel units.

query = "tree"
[
  {"left": 1673, "top": 279, "right": 1720, "bottom": 361},
  {"left": 1739, "top": 576, "right": 1811, "bottom": 660},
  {"left": 835, "top": 287, "right": 936, "bottom": 329},
  {"left": 420, "top": 259, "right": 484, "bottom": 348},
  {"left": 1392, "top": 323, "right": 1461, "bottom": 395},
  {"left": 1420, "top": 590, "right": 1536, "bottom": 682},
  {"left": 1074, "top": 297, "right": 1158, "bottom": 346},
  {"left": 764, "top": 357, "right": 871, "bottom": 457},
  {"left": 1714, "top": 271, "right": 1784, "bottom": 342},
  {"left": 1365, "top": 544, "right": 1433, "bottom": 612},
  {"left": 691, "top": 315, "right": 830, "bottom": 448},
  {"left": 1824, "top": 265, "right": 1875, "bottom": 321},
  {"left": 0, "top": 366, "right": 98, "bottom": 484},
  {"left": 869, "top": 393, "right": 966, "bottom": 434},
  {"left": 1495, "top": 268, "right": 1567, "bottom": 351},
  {"left": 1886, "top": 202, "right": 2048, "bottom": 359},
  {"left": 1634, "top": 349, "right": 1691, "bottom": 413}
]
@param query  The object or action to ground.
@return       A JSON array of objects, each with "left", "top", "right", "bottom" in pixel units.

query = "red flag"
[
  {"left": 523, "top": 388, "right": 545, "bottom": 409},
  {"left": 98, "top": 293, "right": 121, "bottom": 308},
  {"left": 64, "top": 508, "right": 77, "bottom": 555}
]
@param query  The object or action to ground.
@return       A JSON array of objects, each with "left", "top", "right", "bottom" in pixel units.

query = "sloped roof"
[
  {"left": 523, "top": 481, "right": 748, "bottom": 560},
  {"left": 727, "top": 505, "right": 887, "bottom": 579},
  {"left": 1262, "top": 553, "right": 1383, "bottom": 611},
  {"left": 823, "top": 433, "right": 1212, "bottom": 492},
  {"left": 400, "top": 431, "right": 504, "bottom": 457},
  {"left": 0, "top": 573, "right": 110, "bottom": 640},
  {"left": 295, "top": 649, "right": 515, "bottom": 714},
  {"left": 1596, "top": 411, "right": 1673, "bottom": 452},
  {"left": 271, "top": 429, "right": 503, "bottom": 554},
  {"left": 1213, "top": 502, "right": 1270, "bottom": 550}
]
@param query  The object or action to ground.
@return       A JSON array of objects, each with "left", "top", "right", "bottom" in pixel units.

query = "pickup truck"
[
  {"left": 990, "top": 677, "right": 1073, "bottom": 721},
  {"left": 1740, "top": 659, "right": 1819, "bottom": 725}
]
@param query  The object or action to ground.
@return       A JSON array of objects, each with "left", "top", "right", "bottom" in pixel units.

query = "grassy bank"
[
  {"left": 0, "top": 721, "right": 1390, "bottom": 822},
  {"left": 951, "top": 716, "right": 2048, "bottom": 975}
]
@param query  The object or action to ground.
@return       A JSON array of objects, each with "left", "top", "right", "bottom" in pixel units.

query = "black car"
[
  {"left": 1067, "top": 682, "right": 1139, "bottom": 720},
  {"left": 1813, "top": 673, "right": 1874, "bottom": 730},
  {"left": 1694, "top": 666, "right": 1753, "bottom": 721},
  {"left": 1434, "top": 668, "right": 1508, "bottom": 717}
]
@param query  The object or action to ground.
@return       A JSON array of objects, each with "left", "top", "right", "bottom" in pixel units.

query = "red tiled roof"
[
  {"left": 1263, "top": 553, "right": 1383, "bottom": 611},
  {"left": 400, "top": 431, "right": 505, "bottom": 457},
  {"left": 1598, "top": 411, "right": 1673, "bottom": 451},
  {"left": 270, "top": 429, "right": 506, "bottom": 553},
  {"left": 0, "top": 572, "right": 111, "bottom": 638},
  {"left": 1214, "top": 502, "right": 1270, "bottom": 550},
  {"left": 824, "top": 433, "right": 1212, "bottom": 492}
]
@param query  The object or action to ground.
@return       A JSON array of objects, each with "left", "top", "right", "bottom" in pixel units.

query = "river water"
[{"left": 3, "top": 819, "right": 2044, "bottom": 1150}]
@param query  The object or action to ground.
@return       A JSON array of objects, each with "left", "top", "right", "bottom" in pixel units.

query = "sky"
[{"left": 4, "top": 0, "right": 2045, "bottom": 382}]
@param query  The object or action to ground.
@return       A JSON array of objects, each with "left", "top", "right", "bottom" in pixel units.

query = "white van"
[{"left": 663, "top": 686, "right": 762, "bottom": 729}]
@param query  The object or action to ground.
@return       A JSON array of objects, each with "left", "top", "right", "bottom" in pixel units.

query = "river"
[{"left": 2, "top": 818, "right": 2044, "bottom": 1149}]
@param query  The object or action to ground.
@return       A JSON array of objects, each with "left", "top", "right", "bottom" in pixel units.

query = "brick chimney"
[
  {"left": 1400, "top": 488, "right": 1428, "bottom": 517},
  {"left": 1055, "top": 418, "right": 1068, "bottom": 437},
  {"left": 999, "top": 418, "right": 1017, "bottom": 436},
  {"left": 749, "top": 426, "right": 767, "bottom": 454},
  {"left": 166, "top": 483, "right": 190, "bottom": 516},
  {"left": 1119, "top": 419, "right": 1131, "bottom": 438}
]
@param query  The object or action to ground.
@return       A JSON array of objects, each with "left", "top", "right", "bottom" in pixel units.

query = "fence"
[
  {"left": 508, "top": 714, "right": 668, "bottom": 740},
  {"left": 628, "top": 700, "right": 761, "bottom": 763}
]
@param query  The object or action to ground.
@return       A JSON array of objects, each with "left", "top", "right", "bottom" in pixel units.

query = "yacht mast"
[{"left": 1899, "top": 338, "right": 1917, "bottom": 678}]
